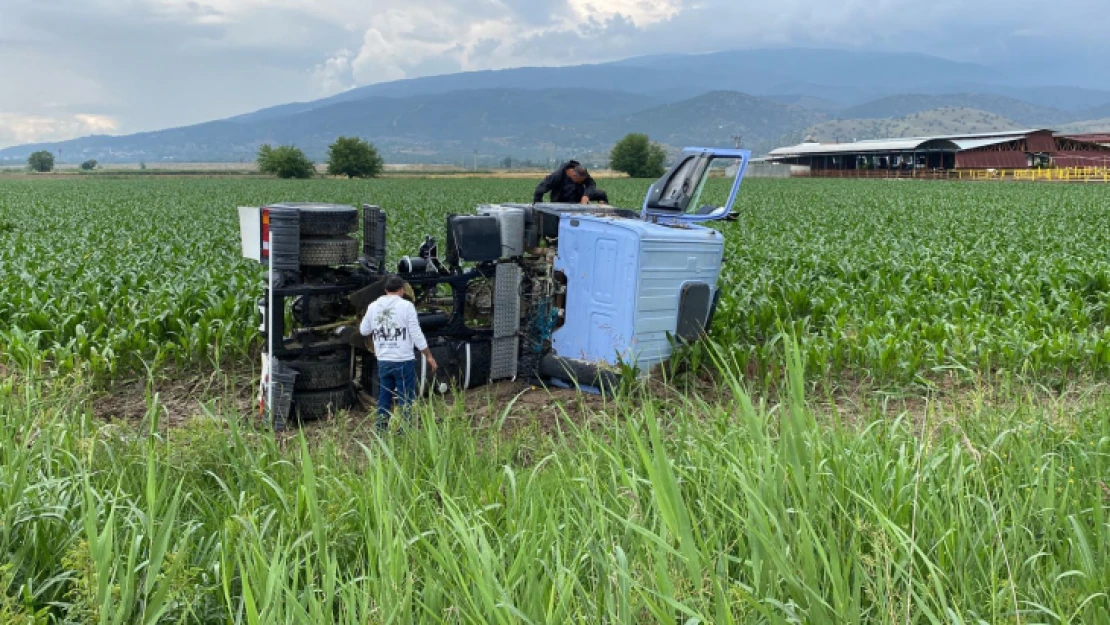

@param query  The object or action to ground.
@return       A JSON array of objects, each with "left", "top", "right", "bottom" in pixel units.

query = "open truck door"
[{"left": 641, "top": 147, "right": 751, "bottom": 224}]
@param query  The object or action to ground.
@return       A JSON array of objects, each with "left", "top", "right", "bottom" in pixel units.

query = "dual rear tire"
[
  {"left": 300, "top": 236, "right": 359, "bottom": 266},
  {"left": 288, "top": 347, "right": 356, "bottom": 421},
  {"left": 274, "top": 203, "right": 362, "bottom": 421},
  {"left": 298, "top": 204, "right": 360, "bottom": 267},
  {"left": 293, "top": 385, "right": 357, "bottom": 421}
]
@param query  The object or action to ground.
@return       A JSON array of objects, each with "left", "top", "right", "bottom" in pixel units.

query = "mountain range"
[{"left": 2, "top": 47, "right": 1109, "bottom": 165}]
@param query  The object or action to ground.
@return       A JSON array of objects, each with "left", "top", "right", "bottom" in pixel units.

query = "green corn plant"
[{"left": 3, "top": 176, "right": 1110, "bottom": 624}]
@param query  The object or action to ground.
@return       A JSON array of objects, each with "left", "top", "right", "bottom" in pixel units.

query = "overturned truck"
[{"left": 238, "top": 147, "right": 751, "bottom": 427}]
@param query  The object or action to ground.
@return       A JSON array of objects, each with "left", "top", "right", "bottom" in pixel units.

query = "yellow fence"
[{"left": 957, "top": 168, "right": 1110, "bottom": 182}]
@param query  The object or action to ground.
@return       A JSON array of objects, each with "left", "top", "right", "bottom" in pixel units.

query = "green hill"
[
  {"left": 3, "top": 46, "right": 1109, "bottom": 164},
  {"left": 780, "top": 108, "right": 1024, "bottom": 146},
  {"left": 839, "top": 94, "right": 1074, "bottom": 127},
  {"left": 0, "top": 89, "right": 825, "bottom": 164},
  {"left": 1078, "top": 102, "right": 1110, "bottom": 120},
  {"left": 1056, "top": 118, "right": 1110, "bottom": 134},
  {"left": 595, "top": 91, "right": 826, "bottom": 155}
]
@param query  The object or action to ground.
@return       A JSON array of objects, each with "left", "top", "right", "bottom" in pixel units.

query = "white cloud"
[
  {"left": 311, "top": 48, "right": 355, "bottom": 95},
  {"left": 347, "top": 6, "right": 511, "bottom": 84},
  {"left": 567, "top": 0, "right": 682, "bottom": 25},
  {"left": 310, "top": 0, "right": 690, "bottom": 90},
  {"left": 0, "top": 113, "right": 120, "bottom": 146},
  {"left": 73, "top": 114, "right": 120, "bottom": 134},
  {"left": 1, "top": 0, "right": 1109, "bottom": 147}
]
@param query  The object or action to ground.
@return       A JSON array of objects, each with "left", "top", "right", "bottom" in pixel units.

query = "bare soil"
[
  {"left": 86, "top": 363, "right": 1110, "bottom": 448},
  {"left": 89, "top": 364, "right": 609, "bottom": 438},
  {"left": 91, "top": 365, "right": 259, "bottom": 427}
]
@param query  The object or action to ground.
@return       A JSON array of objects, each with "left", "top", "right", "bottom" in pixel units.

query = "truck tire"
[
  {"left": 287, "top": 348, "right": 352, "bottom": 390},
  {"left": 298, "top": 205, "right": 358, "bottom": 236},
  {"left": 300, "top": 236, "right": 358, "bottom": 266},
  {"left": 294, "top": 385, "right": 355, "bottom": 421},
  {"left": 266, "top": 203, "right": 358, "bottom": 236}
]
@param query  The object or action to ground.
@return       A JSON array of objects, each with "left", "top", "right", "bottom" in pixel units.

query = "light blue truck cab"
[{"left": 542, "top": 148, "right": 751, "bottom": 382}]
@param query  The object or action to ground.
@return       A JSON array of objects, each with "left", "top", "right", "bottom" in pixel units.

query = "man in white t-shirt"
[{"left": 359, "top": 275, "right": 438, "bottom": 430}]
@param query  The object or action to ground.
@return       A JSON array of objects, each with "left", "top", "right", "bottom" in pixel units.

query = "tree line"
[
  {"left": 257, "top": 136, "right": 384, "bottom": 179},
  {"left": 25, "top": 151, "right": 98, "bottom": 172},
  {"left": 24, "top": 132, "right": 670, "bottom": 179},
  {"left": 255, "top": 133, "right": 668, "bottom": 179}
]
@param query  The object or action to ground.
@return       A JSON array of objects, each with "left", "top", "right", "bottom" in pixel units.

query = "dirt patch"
[
  {"left": 273, "top": 379, "right": 630, "bottom": 464},
  {"left": 450, "top": 379, "right": 608, "bottom": 434},
  {"left": 298, "top": 379, "right": 612, "bottom": 444},
  {"left": 89, "top": 363, "right": 610, "bottom": 438},
  {"left": 91, "top": 366, "right": 258, "bottom": 428},
  {"left": 86, "top": 361, "right": 1110, "bottom": 450}
]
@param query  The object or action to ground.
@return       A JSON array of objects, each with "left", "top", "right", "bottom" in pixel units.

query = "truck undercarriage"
[{"left": 238, "top": 147, "right": 751, "bottom": 428}]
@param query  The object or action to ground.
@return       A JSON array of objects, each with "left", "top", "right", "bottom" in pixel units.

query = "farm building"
[
  {"left": 1063, "top": 133, "right": 1110, "bottom": 148},
  {"left": 767, "top": 129, "right": 1110, "bottom": 172}
]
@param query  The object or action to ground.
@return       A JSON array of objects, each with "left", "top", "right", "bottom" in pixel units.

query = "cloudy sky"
[{"left": 1, "top": 0, "right": 1106, "bottom": 147}]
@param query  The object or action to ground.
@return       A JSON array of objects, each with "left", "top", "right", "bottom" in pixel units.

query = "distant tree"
[
  {"left": 325, "top": 136, "right": 383, "bottom": 178},
  {"left": 80, "top": 159, "right": 98, "bottom": 171},
  {"left": 500, "top": 156, "right": 513, "bottom": 170},
  {"left": 139, "top": 161, "right": 147, "bottom": 170},
  {"left": 257, "top": 143, "right": 315, "bottom": 179},
  {"left": 255, "top": 144, "right": 272, "bottom": 170},
  {"left": 609, "top": 133, "right": 667, "bottom": 178},
  {"left": 27, "top": 151, "right": 54, "bottom": 173}
]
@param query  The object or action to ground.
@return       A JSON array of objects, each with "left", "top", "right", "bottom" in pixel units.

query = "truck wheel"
[
  {"left": 287, "top": 348, "right": 352, "bottom": 390},
  {"left": 293, "top": 385, "right": 355, "bottom": 421},
  {"left": 300, "top": 236, "right": 358, "bottom": 266},
  {"left": 266, "top": 203, "right": 358, "bottom": 236},
  {"left": 298, "top": 205, "right": 358, "bottom": 236}
]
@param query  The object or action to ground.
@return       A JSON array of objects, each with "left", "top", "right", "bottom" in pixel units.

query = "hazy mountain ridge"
[
  {"left": 1057, "top": 118, "right": 1110, "bottom": 134},
  {"left": 1079, "top": 102, "right": 1110, "bottom": 121},
  {"left": 271, "top": 48, "right": 1000, "bottom": 105},
  {"left": 2, "top": 47, "right": 1110, "bottom": 164},
  {"left": 837, "top": 94, "right": 1076, "bottom": 127},
  {"left": 781, "top": 108, "right": 1026, "bottom": 146},
  {"left": 0, "top": 89, "right": 821, "bottom": 164}
]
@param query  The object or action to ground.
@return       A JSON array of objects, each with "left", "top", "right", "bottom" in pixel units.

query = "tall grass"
[{"left": 0, "top": 344, "right": 1107, "bottom": 623}]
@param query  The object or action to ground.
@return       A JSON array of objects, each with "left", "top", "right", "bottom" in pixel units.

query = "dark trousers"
[{"left": 377, "top": 359, "right": 417, "bottom": 429}]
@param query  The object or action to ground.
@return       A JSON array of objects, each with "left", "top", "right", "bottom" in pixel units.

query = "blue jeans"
[{"left": 377, "top": 359, "right": 417, "bottom": 429}]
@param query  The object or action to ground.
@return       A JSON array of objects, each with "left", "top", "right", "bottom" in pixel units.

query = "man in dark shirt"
[{"left": 533, "top": 160, "right": 597, "bottom": 204}]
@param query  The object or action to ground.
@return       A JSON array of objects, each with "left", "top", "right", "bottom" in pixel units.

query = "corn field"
[
  {"left": 0, "top": 176, "right": 1108, "bottom": 623},
  {"left": 3, "top": 177, "right": 1110, "bottom": 381}
]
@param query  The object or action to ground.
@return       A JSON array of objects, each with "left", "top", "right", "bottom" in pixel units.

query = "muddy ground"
[
  {"left": 90, "top": 364, "right": 618, "bottom": 440},
  {"left": 85, "top": 361, "right": 1110, "bottom": 450}
]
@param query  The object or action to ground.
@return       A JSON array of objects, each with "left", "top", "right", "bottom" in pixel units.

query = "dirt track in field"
[
  {"left": 90, "top": 364, "right": 610, "bottom": 439},
  {"left": 87, "top": 362, "right": 1110, "bottom": 448}
]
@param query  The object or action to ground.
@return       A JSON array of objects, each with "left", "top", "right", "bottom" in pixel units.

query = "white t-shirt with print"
[{"left": 359, "top": 294, "right": 429, "bottom": 362}]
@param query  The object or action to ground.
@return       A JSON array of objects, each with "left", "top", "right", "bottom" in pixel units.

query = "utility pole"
[
  {"left": 730, "top": 132, "right": 742, "bottom": 149},
  {"left": 473, "top": 149, "right": 477, "bottom": 171}
]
